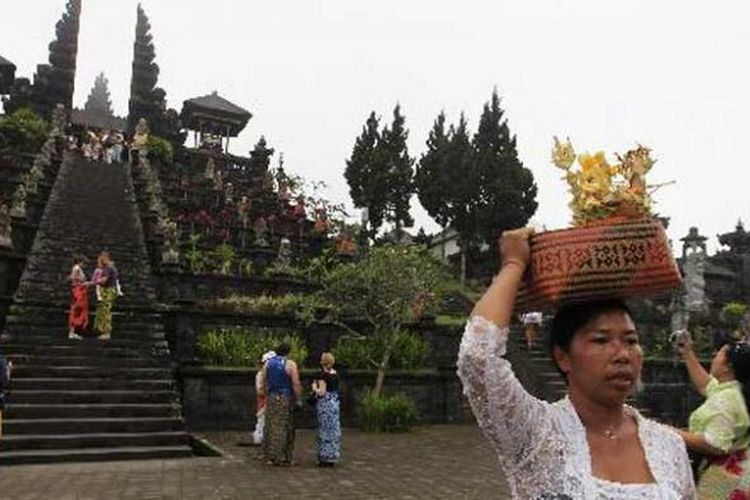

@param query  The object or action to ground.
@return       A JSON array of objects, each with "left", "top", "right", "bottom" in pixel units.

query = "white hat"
[{"left": 261, "top": 351, "right": 276, "bottom": 363}]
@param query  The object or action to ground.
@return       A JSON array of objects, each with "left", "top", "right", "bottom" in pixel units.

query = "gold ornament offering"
[
  {"left": 551, "top": 137, "right": 661, "bottom": 226},
  {"left": 515, "top": 138, "right": 682, "bottom": 310}
]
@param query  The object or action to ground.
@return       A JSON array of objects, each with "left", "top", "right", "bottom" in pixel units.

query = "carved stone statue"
[
  {"left": 10, "top": 183, "right": 27, "bottom": 218},
  {"left": 214, "top": 168, "right": 224, "bottom": 191},
  {"left": 50, "top": 104, "right": 67, "bottom": 137},
  {"left": 253, "top": 217, "right": 269, "bottom": 247},
  {"left": 30, "top": 162, "right": 44, "bottom": 182},
  {"left": 25, "top": 171, "right": 38, "bottom": 195},
  {"left": 237, "top": 196, "right": 252, "bottom": 228},
  {"left": 161, "top": 219, "right": 180, "bottom": 265},
  {"left": 262, "top": 170, "right": 275, "bottom": 192},
  {"left": 132, "top": 118, "right": 149, "bottom": 155},
  {"left": 0, "top": 204, "right": 14, "bottom": 249},
  {"left": 225, "top": 182, "right": 234, "bottom": 204},
  {"left": 277, "top": 237, "right": 292, "bottom": 269},
  {"left": 204, "top": 157, "right": 215, "bottom": 181},
  {"left": 684, "top": 251, "right": 707, "bottom": 313}
]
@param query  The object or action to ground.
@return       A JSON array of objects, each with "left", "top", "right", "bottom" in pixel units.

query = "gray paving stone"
[{"left": 0, "top": 425, "right": 510, "bottom": 499}]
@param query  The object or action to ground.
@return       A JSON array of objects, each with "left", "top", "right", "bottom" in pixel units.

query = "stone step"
[
  {"left": 7, "top": 355, "right": 162, "bottom": 368},
  {"left": 0, "top": 445, "right": 193, "bottom": 466},
  {"left": 0, "top": 344, "right": 148, "bottom": 358},
  {"left": 8, "top": 390, "right": 177, "bottom": 405},
  {"left": 4, "top": 417, "right": 185, "bottom": 435},
  {"left": 6, "top": 403, "right": 180, "bottom": 419},
  {"left": 8, "top": 378, "right": 174, "bottom": 391},
  {"left": 1, "top": 337, "right": 169, "bottom": 353},
  {"left": 0, "top": 431, "right": 188, "bottom": 451},
  {"left": 5, "top": 329, "right": 167, "bottom": 343},
  {"left": 11, "top": 365, "right": 171, "bottom": 379}
]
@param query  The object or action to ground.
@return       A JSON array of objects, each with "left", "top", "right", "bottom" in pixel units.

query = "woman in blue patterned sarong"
[{"left": 312, "top": 352, "right": 341, "bottom": 467}]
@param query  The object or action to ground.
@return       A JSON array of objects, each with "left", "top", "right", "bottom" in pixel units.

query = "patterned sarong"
[
  {"left": 316, "top": 392, "right": 341, "bottom": 464},
  {"left": 696, "top": 450, "right": 750, "bottom": 499},
  {"left": 94, "top": 287, "right": 117, "bottom": 337},
  {"left": 68, "top": 283, "right": 89, "bottom": 333},
  {"left": 263, "top": 394, "right": 294, "bottom": 464}
]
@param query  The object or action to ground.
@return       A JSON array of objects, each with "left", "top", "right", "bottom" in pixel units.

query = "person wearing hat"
[{"left": 252, "top": 351, "right": 275, "bottom": 445}]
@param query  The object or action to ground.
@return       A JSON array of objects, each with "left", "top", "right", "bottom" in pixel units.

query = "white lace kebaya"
[{"left": 457, "top": 315, "right": 696, "bottom": 499}]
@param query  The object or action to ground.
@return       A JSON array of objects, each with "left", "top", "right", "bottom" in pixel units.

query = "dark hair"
[
  {"left": 727, "top": 342, "right": 750, "bottom": 414},
  {"left": 276, "top": 343, "right": 291, "bottom": 357},
  {"left": 548, "top": 299, "right": 632, "bottom": 379},
  {"left": 72, "top": 254, "right": 86, "bottom": 265}
]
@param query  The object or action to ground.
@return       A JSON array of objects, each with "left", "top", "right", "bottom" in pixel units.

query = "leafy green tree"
[
  {"left": 416, "top": 90, "right": 537, "bottom": 278},
  {"left": 414, "top": 112, "right": 450, "bottom": 226},
  {"left": 345, "top": 106, "right": 415, "bottom": 238},
  {"left": 416, "top": 113, "right": 475, "bottom": 281},
  {"left": 472, "top": 89, "right": 538, "bottom": 247},
  {"left": 345, "top": 112, "right": 384, "bottom": 236},
  {"left": 320, "top": 245, "right": 445, "bottom": 396},
  {"left": 84, "top": 73, "right": 114, "bottom": 116},
  {"left": 380, "top": 105, "right": 415, "bottom": 235},
  {"left": 0, "top": 108, "right": 49, "bottom": 152}
]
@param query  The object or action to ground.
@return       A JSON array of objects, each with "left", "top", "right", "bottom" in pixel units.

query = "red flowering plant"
[
  {"left": 729, "top": 489, "right": 750, "bottom": 500},
  {"left": 708, "top": 449, "right": 747, "bottom": 476}
]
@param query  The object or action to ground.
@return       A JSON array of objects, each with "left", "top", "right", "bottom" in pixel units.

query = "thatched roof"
[
  {"left": 71, "top": 108, "right": 127, "bottom": 132},
  {"left": 180, "top": 91, "right": 252, "bottom": 137}
]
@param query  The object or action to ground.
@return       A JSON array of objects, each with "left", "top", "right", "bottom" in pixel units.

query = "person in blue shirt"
[{"left": 258, "top": 343, "right": 303, "bottom": 465}]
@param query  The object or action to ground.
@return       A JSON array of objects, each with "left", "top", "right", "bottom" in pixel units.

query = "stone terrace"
[{"left": 0, "top": 425, "right": 510, "bottom": 499}]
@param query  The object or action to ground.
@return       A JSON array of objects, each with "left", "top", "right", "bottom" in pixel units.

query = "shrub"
[
  {"left": 333, "top": 330, "right": 432, "bottom": 370},
  {"left": 197, "top": 293, "right": 333, "bottom": 325},
  {"left": 0, "top": 108, "right": 48, "bottom": 152},
  {"left": 146, "top": 135, "right": 174, "bottom": 163},
  {"left": 358, "top": 391, "right": 418, "bottom": 432},
  {"left": 208, "top": 243, "right": 235, "bottom": 275},
  {"left": 197, "top": 328, "right": 308, "bottom": 367}
]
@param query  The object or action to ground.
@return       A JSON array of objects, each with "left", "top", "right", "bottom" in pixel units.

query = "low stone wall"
[
  {"left": 179, "top": 366, "right": 470, "bottom": 431},
  {"left": 637, "top": 359, "right": 705, "bottom": 426},
  {"left": 178, "top": 356, "right": 709, "bottom": 433}
]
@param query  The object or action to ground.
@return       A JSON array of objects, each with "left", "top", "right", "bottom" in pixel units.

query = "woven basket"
[{"left": 516, "top": 218, "right": 682, "bottom": 311}]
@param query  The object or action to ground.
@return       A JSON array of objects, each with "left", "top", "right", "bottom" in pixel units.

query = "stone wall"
[
  {"left": 178, "top": 352, "right": 706, "bottom": 432},
  {"left": 179, "top": 366, "right": 469, "bottom": 431}
]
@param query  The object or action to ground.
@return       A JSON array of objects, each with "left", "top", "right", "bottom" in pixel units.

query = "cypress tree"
[
  {"left": 380, "top": 104, "right": 415, "bottom": 234},
  {"left": 471, "top": 89, "right": 537, "bottom": 247},
  {"left": 345, "top": 112, "right": 385, "bottom": 235},
  {"left": 84, "top": 73, "right": 114, "bottom": 116}
]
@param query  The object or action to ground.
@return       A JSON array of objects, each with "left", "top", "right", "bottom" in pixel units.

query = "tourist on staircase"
[
  {"left": 676, "top": 334, "right": 750, "bottom": 498},
  {"left": 67, "top": 254, "right": 90, "bottom": 340},
  {"left": 92, "top": 251, "right": 119, "bottom": 340},
  {"left": 457, "top": 228, "right": 695, "bottom": 498},
  {"left": 259, "top": 343, "right": 303, "bottom": 465}
]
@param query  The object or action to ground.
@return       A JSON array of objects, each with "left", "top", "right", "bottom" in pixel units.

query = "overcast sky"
[{"left": 3, "top": 1, "right": 749, "bottom": 252}]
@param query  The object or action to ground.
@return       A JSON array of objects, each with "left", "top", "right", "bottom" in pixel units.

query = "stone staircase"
[
  {"left": 506, "top": 326, "right": 567, "bottom": 403},
  {"left": 0, "top": 153, "right": 192, "bottom": 465}
]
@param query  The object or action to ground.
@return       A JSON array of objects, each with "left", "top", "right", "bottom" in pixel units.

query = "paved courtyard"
[{"left": 0, "top": 425, "right": 510, "bottom": 499}]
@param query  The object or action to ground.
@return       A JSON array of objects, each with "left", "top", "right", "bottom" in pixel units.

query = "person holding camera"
[{"left": 676, "top": 334, "right": 750, "bottom": 498}]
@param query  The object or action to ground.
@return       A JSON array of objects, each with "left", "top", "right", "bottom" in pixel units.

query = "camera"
[{"left": 669, "top": 329, "right": 690, "bottom": 347}]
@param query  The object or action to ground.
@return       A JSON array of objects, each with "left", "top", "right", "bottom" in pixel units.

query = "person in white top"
[{"left": 457, "top": 228, "right": 696, "bottom": 499}]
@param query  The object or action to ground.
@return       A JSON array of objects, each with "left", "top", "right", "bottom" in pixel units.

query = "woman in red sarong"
[{"left": 68, "top": 255, "right": 89, "bottom": 339}]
